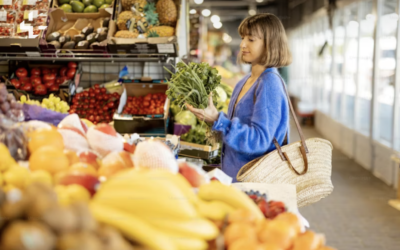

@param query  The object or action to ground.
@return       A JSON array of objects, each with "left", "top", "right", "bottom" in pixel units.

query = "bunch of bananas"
[
  {"left": 90, "top": 169, "right": 264, "bottom": 250},
  {"left": 20, "top": 94, "right": 70, "bottom": 113}
]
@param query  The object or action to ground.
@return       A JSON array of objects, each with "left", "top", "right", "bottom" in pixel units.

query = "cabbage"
[
  {"left": 215, "top": 86, "right": 227, "bottom": 103},
  {"left": 170, "top": 103, "right": 181, "bottom": 116},
  {"left": 175, "top": 111, "right": 197, "bottom": 127}
]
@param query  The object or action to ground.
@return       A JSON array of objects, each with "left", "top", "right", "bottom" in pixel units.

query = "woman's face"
[{"left": 240, "top": 35, "right": 264, "bottom": 65}]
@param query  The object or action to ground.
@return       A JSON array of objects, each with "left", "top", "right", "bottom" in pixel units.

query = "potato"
[
  {"left": 96, "top": 224, "right": 133, "bottom": 250},
  {"left": 57, "top": 231, "right": 105, "bottom": 250},
  {"left": 70, "top": 202, "right": 97, "bottom": 232},
  {"left": 1, "top": 189, "right": 31, "bottom": 221},
  {"left": 1, "top": 220, "right": 56, "bottom": 250},
  {"left": 40, "top": 205, "right": 79, "bottom": 234}
]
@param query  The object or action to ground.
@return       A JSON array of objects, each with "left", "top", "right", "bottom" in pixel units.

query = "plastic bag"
[
  {"left": 0, "top": 114, "right": 28, "bottom": 160},
  {"left": 22, "top": 103, "right": 68, "bottom": 126}
]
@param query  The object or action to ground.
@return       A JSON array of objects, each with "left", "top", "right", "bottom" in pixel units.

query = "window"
[
  {"left": 322, "top": 19, "right": 333, "bottom": 114},
  {"left": 375, "top": 0, "right": 397, "bottom": 144},
  {"left": 356, "top": 0, "right": 374, "bottom": 135}
]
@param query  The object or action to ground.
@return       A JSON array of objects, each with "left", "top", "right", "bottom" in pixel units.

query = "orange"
[
  {"left": 258, "top": 220, "right": 297, "bottom": 249},
  {"left": 228, "top": 238, "right": 263, "bottom": 250},
  {"left": 28, "top": 129, "right": 64, "bottom": 153},
  {"left": 228, "top": 209, "right": 258, "bottom": 224},
  {"left": 224, "top": 222, "right": 257, "bottom": 247},
  {"left": 259, "top": 242, "right": 283, "bottom": 250},
  {"left": 29, "top": 146, "right": 69, "bottom": 175},
  {"left": 3, "top": 165, "right": 30, "bottom": 188},
  {"left": 69, "top": 162, "right": 98, "bottom": 177}
]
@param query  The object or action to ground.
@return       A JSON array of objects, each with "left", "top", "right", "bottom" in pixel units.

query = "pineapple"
[
  {"left": 156, "top": 0, "right": 177, "bottom": 26},
  {"left": 144, "top": 2, "right": 159, "bottom": 28},
  {"left": 115, "top": 30, "right": 139, "bottom": 38},
  {"left": 122, "top": 0, "right": 147, "bottom": 11},
  {"left": 117, "top": 11, "right": 135, "bottom": 30},
  {"left": 146, "top": 26, "right": 175, "bottom": 37}
]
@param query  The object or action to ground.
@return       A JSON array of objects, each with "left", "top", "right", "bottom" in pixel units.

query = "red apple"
[
  {"left": 57, "top": 172, "right": 100, "bottom": 196},
  {"left": 78, "top": 151, "right": 100, "bottom": 170},
  {"left": 123, "top": 142, "right": 136, "bottom": 154}
]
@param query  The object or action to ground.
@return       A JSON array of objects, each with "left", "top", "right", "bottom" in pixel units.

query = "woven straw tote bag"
[{"left": 236, "top": 72, "right": 333, "bottom": 207}]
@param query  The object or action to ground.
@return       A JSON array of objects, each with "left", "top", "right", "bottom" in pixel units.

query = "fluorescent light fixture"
[
  {"left": 189, "top": 9, "right": 196, "bottom": 14},
  {"left": 210, "top": 15, "right": 220, "bottom": 23},
  {"left": 249, "top": 9, "right": 256, "bottom": 16},
  {"left": 194, "top": 0, "right": 204, "bottom": 4},
  {"left": 213, "top": 21, "right": 222, "bottom": 29},
  {"left": 202, "top": 9, "right": 211, "bottom": 17},
  {"left": 256, "top": 0, "right": 264, "bottom": 2}
]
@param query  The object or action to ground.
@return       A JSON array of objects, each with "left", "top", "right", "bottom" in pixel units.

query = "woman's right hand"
[{"left": 186, "top": 93, "right": 219, "bottom": 123}]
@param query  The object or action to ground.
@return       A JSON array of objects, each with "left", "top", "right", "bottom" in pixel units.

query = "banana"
[
  {"left": 196, "top": 199, "right": 235, "bottom": 221},
  {"left": 141, "top": 216, "right": 219, "bottom": 241},
  {"left": 90, "top": 202, "right": 177, "bottom": 250},
  {"left": 94, "top": 188, "right": 198, "bottom": 220},
  {"left": 198, "top": 181, "right": 264, "bottom": 220},
  {"left": 164, "top": 233, "right": 208, "bottom": 250}
]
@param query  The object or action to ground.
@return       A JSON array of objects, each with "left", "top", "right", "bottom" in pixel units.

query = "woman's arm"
[{"left": 212, "top": 73, "right": 289, "bottom": 155}]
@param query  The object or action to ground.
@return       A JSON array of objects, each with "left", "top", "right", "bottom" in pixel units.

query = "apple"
[
  {"left": 57, "top": 172, "right": 100, "bottom": 196},
  {"left": 86, "top": 124, "right": 123, "bottom": 157},
  {"left": 78, "top": 151, "right": 101, "bottom": 170},
  {"left": 58, "top": 126, "right": 90, "bottom": 152},
  {"left": 178, "top": 162, "right": 206, "bottom": 188},
  {"left": 123, "top": 142, "right": 136, "bottom": 154},
  {"left": 95, "top": 123, "right": 117, "bottom": 137}
]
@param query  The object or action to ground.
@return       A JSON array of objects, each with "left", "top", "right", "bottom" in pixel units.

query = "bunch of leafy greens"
[{"left": 165, "top": 61, "right": 222, "bottom": 109}]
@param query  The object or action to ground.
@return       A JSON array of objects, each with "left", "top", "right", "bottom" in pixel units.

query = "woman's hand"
[{"left": 186, "top": 93, "right": 219, "bottom": 123}]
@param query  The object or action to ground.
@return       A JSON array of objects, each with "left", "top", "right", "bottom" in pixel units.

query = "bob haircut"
[{"left": 238, "top": 13, "right": 292, "bottom": 68}]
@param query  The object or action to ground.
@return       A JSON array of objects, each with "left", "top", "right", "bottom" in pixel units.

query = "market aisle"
[{"left": 291, "top": 124, "right": 400, "bottom": 250}]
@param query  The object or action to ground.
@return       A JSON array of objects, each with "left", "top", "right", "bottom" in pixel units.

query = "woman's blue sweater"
[{"left": 212, "top": 67, "right": 289, "bottom": 182}]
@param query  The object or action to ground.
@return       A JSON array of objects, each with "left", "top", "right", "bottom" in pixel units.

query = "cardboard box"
[
  {"left": 179, "top": 141, "right": 220, "bottom": 160},
  {"left": 107, "top": 0, "right": 179, "bottom": 56},
  {"left": 39, "top": 8, "right": 112, "bottom": 55},
  {"left": 113, "top": 83, "right": 170, "bottom": 135}
]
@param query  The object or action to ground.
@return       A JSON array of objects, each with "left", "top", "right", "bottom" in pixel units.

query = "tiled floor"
[{"left": 291, "top": 125, "right": 400, "bottom": 250}]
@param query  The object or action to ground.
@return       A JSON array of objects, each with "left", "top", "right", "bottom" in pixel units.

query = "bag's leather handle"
[{"left": 254, "top": 71, "right": 309, "bottom": 175}]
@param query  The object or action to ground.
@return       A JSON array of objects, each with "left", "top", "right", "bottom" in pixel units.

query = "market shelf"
[{"left": 0, "top": 52, "right": 172, "bottom": 62}]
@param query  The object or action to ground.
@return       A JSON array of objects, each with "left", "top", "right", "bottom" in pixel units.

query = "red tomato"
[
  {"left": 21, "top": 83, "right": 33, "bottom": 92},
  {"left": 100, "top": 88, "right": 106, "bottom": 93},
  {"left": 103, "top": 106, "right": 109, "bottom": 111},
  {"left": 16, "top": 68, "right": 28, "bottom": 78},
  {"left": 59, "top": 67, "right": 68, "bottom": 76},
  {"left": 11, "top": 79, "right": 21, "bottom": 89},
  {"left": 143, "top": 101, "right": 150, "bottom": 107},
  {"left": 41, "top": 68, "right": 51, "bottom": 75},
  {"left": 68, "top": 62, "right": 77, "bottom": 69},
  {"left": 34, "top": 84, "right": 47, "bottom": 95},
  {"left": 89, "top": 93, "right": 95, "bottom": 98},
  {"left": 94, "top": 84, "right": 100, "bottom": 89},
  {"left": 50, "top": 68, "right": 58, "bottom": 74},
  {"left": 49, "top": 85, "right": 59, "bottom": 92},
  {"left": 94, "top": 88, "right": 100, "bottom": 94},
  {"left": 31, "top": 77, "right": 42, "bottom": 86},
  {"left": 107, "top": 102, "right": 115, "bottom": 108},
  {"left": 44, "top": 80, "right": 55, "bottom": 89},
  {"left": 66, "top": 68, "right": 76, "bottom": 80},
  {"left": 43, "top": 74, "right": 56, "bottom": 82},
  {"left": 31, "top": 68, "right": 41, "bottom": 76},
  {"left": 90, "top": 99, "right": 96, "bottom": 104},
  {"left": 55, "top": 78, "right": 63, "bottom": 85},
  {"left": 83, "top": 92, "right": 89, "bottom": 97}
]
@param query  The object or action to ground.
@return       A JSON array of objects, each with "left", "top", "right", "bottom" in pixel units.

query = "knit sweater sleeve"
[{"left": 212, "top": 73, "right": 288, "bottom": 155}]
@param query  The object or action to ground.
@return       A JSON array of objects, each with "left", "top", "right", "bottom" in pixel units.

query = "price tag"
[
  {"left": 0, "top": 0, "right": 13, "bottom": 5},
  {"left": 24, "top": 10, "right": 38, "bottom": 21},
  {"left": 23, "top": 0, "right": 36, "bottom": 5},
  {"left": 0, "top": 10, "right": 7, "bottom": 22},
  {"left": 26, "top": 51, "right": 41, "bottom": 57},
  {"left": 157, "top": 44, "right": 175, "bottom": 54}
]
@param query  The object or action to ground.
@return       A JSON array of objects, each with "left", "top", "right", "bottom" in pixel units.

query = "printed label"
[
  {"left": 0, "top": 10, "right": 7, "bottom": 22},
  {"left": 23, "top": 0, "right": 36, "bottom": 5},
  {"left": 24, "top": 10, "right": 38, "bottom": 21},
  {"left": 0, "top": 0, "right": 13, "bottom": 5},
  {"left": 157, "top": 44, "right": 175, "bottom": 54}
]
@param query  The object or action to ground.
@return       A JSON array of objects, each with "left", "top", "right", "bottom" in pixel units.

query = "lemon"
[
  {"left": 66, "top": 184, "right": 91, "bottom": 203},
  {"left": 0, "top": 144, "right": 16, "bottom": 172},
  {"left": 3, "top": 166, "right": 31, "bottom": 188},
  {"left": 30, "top": 170, "right": 53, "bottom": 186}
]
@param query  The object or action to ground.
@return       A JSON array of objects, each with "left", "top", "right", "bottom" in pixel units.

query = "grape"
[
  {"left": 19, "top": 94, "right": 69, "bottom": 114},
  {"left": 7, "top": 93, "right": 15, "bottom": 102},
  {"left": 1, "top": 102, "right": 10, "bottom": 113}
]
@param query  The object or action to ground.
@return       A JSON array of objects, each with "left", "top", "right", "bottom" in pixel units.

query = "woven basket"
[{"left": 237, "top": 138, "right": 333, "bottom": 207}]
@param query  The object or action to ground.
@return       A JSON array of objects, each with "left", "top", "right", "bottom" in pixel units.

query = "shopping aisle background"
[{"left": 290, "top": 123, "right": 400, "bottom": 250}]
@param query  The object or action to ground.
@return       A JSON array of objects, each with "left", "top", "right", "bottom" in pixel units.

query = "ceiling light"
[
  {"left": 210, "top": 15, "right": 220, "bottom": 23},
  {"left": 249, "top": 9, "right": 256, "bottom": 16},
  {"left": 256, "top": 0, "right": 264, "bottom": 2},
  {"left": 223, "top": 33, "right": 232, "bottom": 43},
  {"left": 194, "top": 0, "right": 203, "bottom": 4},
  {"left": 189, "top": 9, "right": 196, "bottom": 14},
  {"left": 202, "top": 9, "right": 211, "bottom": 17},
  {"left": 213, "top": 21, "right": 222, "bottom": 29}
]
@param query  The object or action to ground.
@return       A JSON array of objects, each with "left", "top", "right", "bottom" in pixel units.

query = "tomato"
[
  {"left": 34, "top": 84, "right": 47, "bottom": 95},
  {"left": 83, "top": 92, "right": 89, "bottom": 97},
  {"left": 90, "top": 99, "right": 96, "bottom": 104},
  {"left": 88, "top": 110, "right": 94, "bottom": 115},
  {"left": 68, "top": 62, "right": 77, "bottom": 69},
  {"left": 43, "top": 73, "right": 56, "bottom": 82},
  {"left": 100, "top": 88, "right": 106, "bottom": 93},
  {"left": 31, "top": 68, "right": 41, "bottom": 76},
  {"left": 31, "top": 76, "right": 42, "bottom": 86},
  {"left": 11, "top": 79, "right": 21, "bottom": 89},
  {"left": 83, "top": 104, "right": 89, "bottom": 109},
  {"left": 66, "top": 68, "right": 76, "bottom": 80},
  {"left": 44, "top": 80, "right": 55, "bottom": 89},
  {"left": 94, "top": 84, "right": 100, "bottom": 89},
  {"left": 143, "top": 101, "right": 150, "bottom": 107},
  {"left": 94, "top": 88, "right": 100, "bottom": 94},
  {"left": 55, "top": 78, "right": 63, "bottom": 85},
  {"left": 41, "top": 68, "right": 51, "bottom": 75},
  {"left": 89, "top": 93, "right": 95, "bottom": 98},
  {"left": 107, "top": 102, "right": 115, "bottom": 108},
  {"left": 16, "top": 68, "right": 28, "bottom": 78},
  {"left": 103, "top": 106, "right": 109, "bottom": 111},
  {"left": 50, "top": 68, "right": 58, "bottom": 74},
  {"left": 59, "top": 67, "right": 68, "bottom": 76},
  {"left": 49, "top": 85, "right": 59, "bottom": 92},
  {"left": 94, "top": 111, "right": 98, "bottom": 116},
  {"left": 21, "top": 83, "right": 33, "bottom": 92}
]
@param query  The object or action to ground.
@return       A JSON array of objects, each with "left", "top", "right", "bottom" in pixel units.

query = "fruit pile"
[
  {"left": 121, "top": 93, "right": 167, "bottom": 116},
  {"left": 20, "top": 94, "right": 70, "bottom": 114},
  {"left": 0, "top": 84, "right": 23, "bottom": 122},
  {"left": 114, "top": 0, "right": 176, "bottom": 39},
  {"left": 0, "top": 183, "right": 133, "bottom": 250},
  {"left": 58, "top": 0, "right": 113, "bottom": 13},
  {"left": 247, "top": 190, "right": 287, "bottom": 219},
  {"left": 10, "top": 62, "right": 78, "bottom": 95},
  {"left": 69, "top": 85, "right": 119, "bottom": 124},
  {"left": 46, "top": 18, "right": 110, "bottom": 50}
]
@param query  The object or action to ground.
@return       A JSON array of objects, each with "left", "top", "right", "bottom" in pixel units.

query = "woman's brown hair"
[{"left": 238, "top": 13, "right": 292, "bottom": 68}]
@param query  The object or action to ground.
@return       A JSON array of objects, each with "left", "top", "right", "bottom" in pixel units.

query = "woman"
[{"left": 187, "top": 13, "right": 291, "bottom": 182}]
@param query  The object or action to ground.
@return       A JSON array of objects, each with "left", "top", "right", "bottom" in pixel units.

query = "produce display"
[
  {"left": 57, "top": 0, "right": 114, "bottom": 13},
  {"left": 46, "top": 17, "right": 110, "bottom": 50},
  {"left": 0, "top": 84, "right": 23, "bottom": 122},
  {"left": 20, "top": 94, "right": 70, "bottom": 114},
  {"left": 114, "top": 0, "right": 177, "bottom": 38},
  {"left": 69, "top": 85, "right": 120, "bottom": 124},
  {"left": 121, "top": 93, "right": 167, "bottom": 116},
  {"left": 9, "top": 62, "right": 78, "bottom": 95}
]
